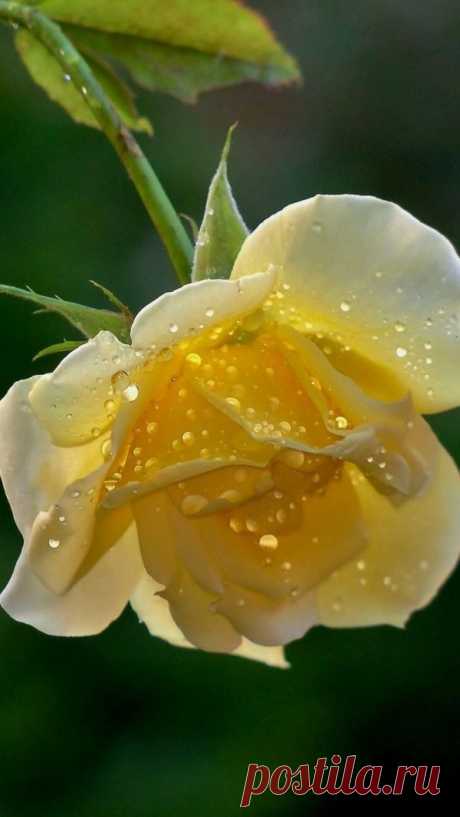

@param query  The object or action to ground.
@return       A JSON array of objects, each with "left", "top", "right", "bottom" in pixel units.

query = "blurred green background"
[{"left": 0, "top": 1, "right": 459, "bottom": 814}]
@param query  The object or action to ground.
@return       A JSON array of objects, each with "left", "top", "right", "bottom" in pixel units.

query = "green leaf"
[
  {"left": 65, "top": 25, "right": 298, "bottom": 104},
  {"left": 33, "top": 340, "right": 84, "bottom": 362},
  {"left": 15, "top": 29, "right": 152, "bottom": 133},
  {"left": 192, "top": 125, "right": 248, "bottom": 282},
  {"left": 0, "top": 285, "right": 132, "bottom": 342},
  {"left": 31, "top": 0, "right": 300, "bottom": 103}
]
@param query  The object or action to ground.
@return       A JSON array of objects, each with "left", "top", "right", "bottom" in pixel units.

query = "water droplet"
[
  {"left": 101, "top": 439, "right": 112, "bottom": 460},
  {"left": 246, "top": 518, "right": 259, "bottom": 533},
  {"left": 181, "top": 495, "right": 208, "bottom": 515},
  {"left": 282, "top": 450, "right": 305, "bottom": 469},
  {"left": 48, "top": 538, "right": 60, "bottom": 549},
  {"left": 335, "top": 415, "right": 349, "bottom": 430},
  {"left": 186, "top": 353, "right": 202, "bottom": 367},
  {"left": 123, "top": 384, "right": 139, "bottom": 402},
  {"left": 147, "top": 421, "right": 158, "bottom": 434},
  {"left": 258, "top": 534, "right": 279, "bottom": 549},
  {"left": 312, "top": 221, "right": 323, "bottom": 233},
  {"left": 112, "top": 370, "right": 130, "bottom": 393},
  {"left": 182, "top": 431, "right": 195, "bottom": 447},
  {"left": 394, "top": 321, "right": 406, "bottom": 333},
  {"left": 63, "top": 73, "right": 71, "bottom": 83},
  {"left": 225, "top": 397, "right": 241, "bottom": 411},
  {"left": 169, "top": 323, "right": 179, "bottom": 334},
  {"left": 396, "top": 346, "right": 407, "bottom": 358},
  {"left": 281, "top": 561, "right": 292, "bottom": 571},
  {"left": 340, "top": 300, "right": 351, "bottom": 313},
  {"left": 205, "top": 308, "right": 215, "bottom": 318},
  {"left": 229, "top": 517, "right": 243, "bottom": 533}
]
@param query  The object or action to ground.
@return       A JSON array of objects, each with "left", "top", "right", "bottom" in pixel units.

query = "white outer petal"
[
  {"left": 316, "top": 421, "right": 460, "bottom": 628},
  {"left": 232, "top": 195, "right": 460, "bottom": 413},
  {"left": 29, "top": 331, "right": 140, "bottom": 446},
  {"left": 1, "top": 523, "right": 143, "bottom": 636},
  {"left": 0, "top": 377, "right": 106, "bottom": 535},
  {"left": 130, "top": 271, "right": 275, "bottom": 350}
]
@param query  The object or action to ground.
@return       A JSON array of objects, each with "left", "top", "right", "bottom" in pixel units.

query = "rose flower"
[{"left": 1, "top": 195, "right": 459, "bottom": 668}]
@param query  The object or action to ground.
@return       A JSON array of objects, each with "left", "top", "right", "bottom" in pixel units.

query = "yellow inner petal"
[{"left": 102, "top": 319, "right": 344, "bottom": 505}]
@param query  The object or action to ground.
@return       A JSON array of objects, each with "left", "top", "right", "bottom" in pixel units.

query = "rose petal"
[
  {"left": 130, "top": 572, "right": 289, "bottom": 667},
  {"left": 130, "top": 572, "right": 194, "bottom": 649},
  {"left": 316, "top": 419, "right": 460, "bottom": 627},
  {"left": 232, "top": 194, "right": 460, "bottom": 413},
  {"left": 0, "top": 377, "right": 109, "bottom": 534},
  {"left": 215, "top": 581, "right": 316, "bottom": 646},
  {"left": 196, "top": 330, "right": 426, "bottom": 501},
  {"left": 159, "top": 568, "right": 242, "bottom": 653},
  {"left": 130, "top": 271, "right": 274, "bottom": 350},
  {"left": 0, "top": 522, "right": 143, "bottom": 635},
  {"left": 29, "top": 331, "right": 140, "bottom": 446},
  {"left": 232, "top": 639, "right": 289, "bottom": 668}
]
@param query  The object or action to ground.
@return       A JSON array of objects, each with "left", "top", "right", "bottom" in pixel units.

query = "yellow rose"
[{"left": 1, "top": 195, "right": 459, "bottom": 669}]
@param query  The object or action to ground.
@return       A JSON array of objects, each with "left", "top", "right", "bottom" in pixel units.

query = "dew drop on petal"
[
  {"left": 281, "top": 561, "right": 292, "bottom": 571},
  {"left": 123, "top": 384, "right": 139, "bottom": 402},
  {"left": 258, "top": 534, "right": 279, "bottom": 550},
  {"left": 101, "top": 439, "right": 112, "bottom": 460},
  {"left": 229, "top": 517, "right": 243, "bottom": 533},
  {"left": 181, "top": 495, "right": 208, "bottom": 515},
  {"left": 186, "top": 353, "right": 202, "bottom": 367},
  {"left": 182, "top": 431, "right": 195, "bottom": 447},
  {"left": 225, "top": 397, "right": 241, "bottom": 412}
]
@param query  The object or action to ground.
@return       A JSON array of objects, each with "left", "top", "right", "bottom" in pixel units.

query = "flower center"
[{"left": 102, "top": 318, "right": 348, "bottom": 523}]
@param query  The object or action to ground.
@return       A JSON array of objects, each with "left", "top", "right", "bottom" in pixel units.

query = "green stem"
[{"left": 0, "top": 1, "right": 193, "bottom": 285}]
